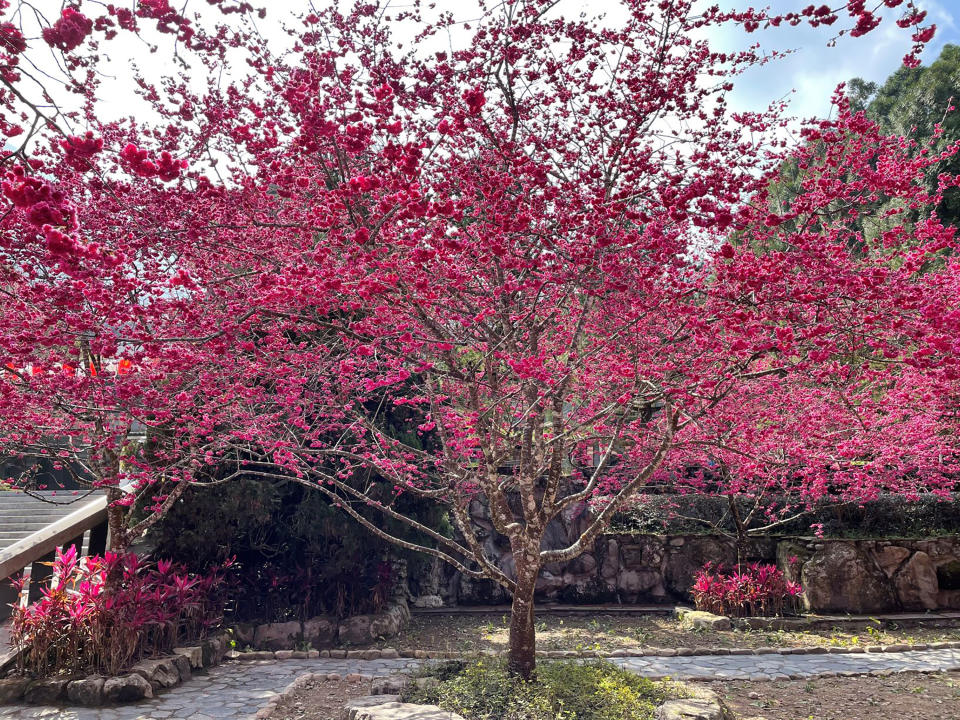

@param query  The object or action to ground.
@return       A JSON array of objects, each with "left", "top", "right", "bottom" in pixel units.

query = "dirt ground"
[
  {"left": 265, "top": 672, "right": 960, "bottom": 720},
  {"left": 721, "top": 672, "right": 960, "bottom": 720},
  {"left": 378, "top": 612, "right": 960, "bottom": 653},
  {"left": 268, "top": 677, "right": 371, "bottom": 720}
]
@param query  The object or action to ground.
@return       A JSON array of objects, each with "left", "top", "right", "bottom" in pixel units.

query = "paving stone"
[{"left": 3, "top": 649, "right": 959, "bottom": 719}]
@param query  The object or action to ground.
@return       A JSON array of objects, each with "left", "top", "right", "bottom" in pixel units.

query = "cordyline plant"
[
  {"left": 10, "top": 546, "right": 227, "bottom": 677},
  {"left": 691, "top": 562, "right": 803, "bottom": 618},
  {"left": 0, "top": 0, "right": 957, "bottom": 678}
]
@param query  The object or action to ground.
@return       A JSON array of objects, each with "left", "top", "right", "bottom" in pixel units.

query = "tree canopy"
[{"left": 0, "top": 0, "right": 952, "bottom": 678}]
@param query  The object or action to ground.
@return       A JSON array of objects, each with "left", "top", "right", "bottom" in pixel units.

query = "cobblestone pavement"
[
  {"left": 1, "top": 649, "right": 959, "bottom": 720},
  {"left": 611, "top": 647, "right": 960, "bottom": 681}
]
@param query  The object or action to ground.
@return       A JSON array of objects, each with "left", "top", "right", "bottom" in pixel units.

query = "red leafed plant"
[
  {"left": 691, "top": 563, "right": 803, "bottom": 618},
  {"left": 9, "top": 546, "right": 228, "bottom": 677}
]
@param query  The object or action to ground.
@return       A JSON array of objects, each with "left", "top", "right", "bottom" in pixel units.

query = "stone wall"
[
  {"left": 409, "top": 532, "right": 960, "bottom": 614},
  {"left": 234, "top": 601, "right": 411, "bottom": 650},
  {"left": 779, "top": 537, "right": 960, "bottom": 613}
]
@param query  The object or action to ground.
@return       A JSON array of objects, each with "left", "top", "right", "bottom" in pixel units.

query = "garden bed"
[
  {"left": 259, "top": 661, "right": 729, "bottom": 720},
  {"left": 374, "top": 612, "right": 960, "bottom": 655},
  {"left": 720, "top": 671, "right": 960, "bottom": 720},
  {"left": 0, "top": 634, "right": 229, "bottom": 706},
  {"left": 265, "top": 675, "right": 372, "bottom": 720}
]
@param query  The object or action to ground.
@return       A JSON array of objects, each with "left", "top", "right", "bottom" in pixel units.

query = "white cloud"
[{"left": 704, "top": 0, "right": 959, "bottom": 120}]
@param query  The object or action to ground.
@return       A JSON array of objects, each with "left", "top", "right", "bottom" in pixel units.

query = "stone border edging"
[
  {"left": 225, "top": 638, "right": 960, "bottom": 664},
  {"left": 234, "top": 601, "right": 411, "bottom": 652},
  {"left": 253, "top": 671, "right": 360, "bottom": 719},
  {"left": 0, "top": 633, "right": 230, "bottom": 706}
]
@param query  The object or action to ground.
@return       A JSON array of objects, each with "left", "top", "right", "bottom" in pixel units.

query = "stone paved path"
[
  {"left": 612, "top": 648, "right": 960, "bottom": 681},
  {"left": 1, "top": 650, "right": 959, "bottom": 720}
]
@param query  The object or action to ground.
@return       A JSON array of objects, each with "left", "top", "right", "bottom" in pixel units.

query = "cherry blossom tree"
[{"left": 0, "top": 0, "right": 955, "bottom": 678}]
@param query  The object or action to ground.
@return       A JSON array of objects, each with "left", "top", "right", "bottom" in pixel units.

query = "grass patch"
[{"left": 403, "top": 657, "right": 679, "bottom": 720}]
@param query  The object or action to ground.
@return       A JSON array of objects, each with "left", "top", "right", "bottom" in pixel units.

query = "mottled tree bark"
[{"left": 508, "top": 560, "right": 539, "bottom": 680}]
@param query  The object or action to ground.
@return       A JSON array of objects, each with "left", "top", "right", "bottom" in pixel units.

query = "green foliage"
[
  {"left": 145, "top": 477, "right": 450, "bottom": 622},
  {"left": 852, "top": 44, "right": 960, "bottom": 235},
  {"left": 735, "top": 46, "right": 960, "bottom": 269},
  {"left": 404, "top": 658, "right": 672, "bottom": 720},
  {"left": 610, "top": 493, "right": 960, "bottom": 538}
]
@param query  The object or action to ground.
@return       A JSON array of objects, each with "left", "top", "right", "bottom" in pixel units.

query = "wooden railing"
[{"left": 0, "top": 494, "right": 110, "bottom": 622}]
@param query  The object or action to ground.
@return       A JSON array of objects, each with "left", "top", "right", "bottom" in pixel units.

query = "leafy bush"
[
  {"left": 145, "top": 477, "right": 450, "bottom": 622},
  {"left": 691, "top": 562, "right": 802, "bottom": 618},
  {"left": 10, "top": 547, "right": 227, "bottom": 677},
  {"left": 404, "top": 658, "right": 674, "bottom": 720}
]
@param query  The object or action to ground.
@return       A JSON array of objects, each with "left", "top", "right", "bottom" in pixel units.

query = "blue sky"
[{"left": 706, "top": 0, "right": 960, "bottom": 119}]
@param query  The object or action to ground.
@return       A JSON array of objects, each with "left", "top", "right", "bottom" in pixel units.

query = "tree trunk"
[
  {"left": 508, "top": 565, "right": 538, "bottom": 680},
  {"left": 105, "top": 485, "right": 130, "bottom": 553}
]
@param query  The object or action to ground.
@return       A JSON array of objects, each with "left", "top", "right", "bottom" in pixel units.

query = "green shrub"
[
  {"left": 404, "top": 658, "right": 674, "bottom": 720},
  {"left": 143, "top": 477, "right": 451, "bottom": 622}
]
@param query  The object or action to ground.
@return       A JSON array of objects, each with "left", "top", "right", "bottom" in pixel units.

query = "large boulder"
[
  {"left": 0, "top": 677, "right": 29, "bottom": 703},
  {"left": 656, "top": 685, "right": 732, "bottom": 720},
  {"left": 873, "top": 545, "right": 911, "bottom": 578},
  {"left": 254, "top": 620, "right": 302, "bottom": 651},
  {"left": 201, "top": 634, "right": 229, "bottom": 666},
  {"left": 174, "top": 645, "right": 204, "bottom": 669},
  {"left": 801, "top": 543, "right": 896, "bottom": 613},
  {"left": 654, "top": 699, "right": 724, "bottom": 720},
  {"left": 24, "top": 678, "right": 70, "bottom": 704},
  {"left": 340, "top": 697, "right": 464, "bottom": 720},
  {"left": 370, "top": 675, "right": 410, "bottom": 695},
  {"left": 303, "top": 616, "right": 338, "bottom": 648},
  {"left": 103, "top": 674, "right": 154, "bottom": 703},
  {"left": 412, "top": 595, "right": 444, "bottom": 609},
  {"left": 338, "top": 603, "right": 409, "bottom": 645},
  {"left": 170, "top": 654, "right": 192, "bottom": 682},
  {"left": 67, "top": 676, "right": 106, "bottom": 706},
  {"left": 535, "top": 569, "right": 566, "bottom": 596},
  {"left": 566, "top": 550, "right": 597, "bottom": 576},
  {"left": 894, "top": 551, "right": 940, "bottom": 610},
  {"left": 665, "top": 537, "right": 736, "bottom": 597},
  {"left": 776, "top": 539, "right": 812, "bottom": 586},
  {"left": 616, "top": 568, "right": 661, "bottom": 600},
  {"left": 620, "top": 536, "right": 665, "bottom": 570},
  {"left": 556, "top": 572, "right": 613, "bottom": 604},
  {"left": 132, "top": 657, "right": 182, "bottom": 690},
  {"left": 676, "top": 608, "right": 731, "bottom": 631},
  {"left": 232, "top": 622, "right": 256, "bottom": 647},
  {"left": 599, "top": 539, "right": 620, "bottom": 581}
]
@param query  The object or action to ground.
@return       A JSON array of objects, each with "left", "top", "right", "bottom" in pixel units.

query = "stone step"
[
  {"left": 0, "top": 529, "right": 73, "bottom": 537},
  {"left": 0, "top": 513, "right": 76, "bottom": 528},
  {"left": 0, "top": 499, "right": 93, "bottom": 507},
  {"left": 0, "top": 528, "right": 70, "bottom": 537}
]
